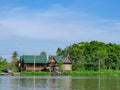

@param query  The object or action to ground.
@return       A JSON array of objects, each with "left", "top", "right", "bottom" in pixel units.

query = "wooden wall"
[
  {"left": 62, "top": 64, "right": 72, "bottom": 71},
  {"left": 25, "top": 64, "right": 44, "bottom": 71}
]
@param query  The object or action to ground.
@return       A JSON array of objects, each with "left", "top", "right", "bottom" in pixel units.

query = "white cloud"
[{"left": 0, "top": 5, "right": 120, "bottom": 42}]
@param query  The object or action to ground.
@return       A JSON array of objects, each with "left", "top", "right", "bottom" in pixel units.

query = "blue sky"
[{"left": 0, "top": 0, "right": 120, "bottom": 61}]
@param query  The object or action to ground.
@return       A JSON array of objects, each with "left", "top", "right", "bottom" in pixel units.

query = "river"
[{"left": 0, "top": 76, "right": 120, "bottom": 90}]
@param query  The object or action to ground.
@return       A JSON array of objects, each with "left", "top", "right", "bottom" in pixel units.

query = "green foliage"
[
  {"left": 59, "top": 60, "right": 64, "bottom": 72},
  {"left": 56, "top": 41, "right": 120, "bottom": 71},
  {"left": 40, "top": 51, "right": 47, "bottom": 56},
  {"left": 0, "top": 57, "right": 9, "bottom": 70},
  {"left": 12, "top": 51, "right": 18, "bottom": 58},
  {"left": 11, "top": 51, "right": 19, "bottom": 68}
]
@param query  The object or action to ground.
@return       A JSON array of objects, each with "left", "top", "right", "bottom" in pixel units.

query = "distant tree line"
[
  {"left": 56, "top": 41, "right": 120, "bottom": 71},
  {"left": 1, "top": 41, "right": 120, "bottom": 72}
]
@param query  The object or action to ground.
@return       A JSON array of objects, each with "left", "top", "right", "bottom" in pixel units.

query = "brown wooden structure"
[
  {"left": 19, "top": 55, "right": 73, "bottom": 72},
  {"left": 48, "top": 55, "right": 73, "bottom": 71},
  {"left": 19, "top": 55, "right": 47, "bottom": 71}
]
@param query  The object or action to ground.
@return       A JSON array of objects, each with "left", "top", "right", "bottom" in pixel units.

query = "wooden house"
[
  {"left": 19, "top": 55, "right": 73, "bottom": 72},
  {"left": 19, "top": 55, "right": 47, "bottom": 71},
  {"left": 48, "top": 55, "right": 73, "bottom": 71}
]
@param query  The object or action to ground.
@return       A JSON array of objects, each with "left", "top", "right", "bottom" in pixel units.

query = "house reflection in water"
[
  {"left": 17, "top": 77, "right": 72, "bottom": 90},
  {"left": 48, "top": 77, "right": 72, "bottom": 90},
  {"left": 1, "top": 77, "right": 120, "bottom": 90}
]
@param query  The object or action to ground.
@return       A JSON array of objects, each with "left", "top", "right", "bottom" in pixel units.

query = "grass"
[
  {"left": 20, "top": 71, "right": 52, "bottom": 76},
  {"left": 1, "top": 70, "right": 120, "bottom": 76},
  {"left": 64, "top": 70, "right": 120, "bottom": 76}
]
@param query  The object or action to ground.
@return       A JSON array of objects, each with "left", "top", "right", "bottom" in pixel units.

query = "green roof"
[
  {"left": 20, "top": 55, "right": 47, "bottom": 63},
  {"left": 54, "top": 55, "right": 67, "bottom": 62},
  {"left": 53, "top": 55, "right": 72, "bottom": 64}
]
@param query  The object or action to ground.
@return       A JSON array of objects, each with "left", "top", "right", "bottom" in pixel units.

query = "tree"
[
  {"left": 0, "top": 57, "right": 9, "bottom": 70},
  {"left": 56, "top": 48, "right": 62, "bottom": 55},
  {"left": 11, "top": 51, "right": 19, "bottom": 68},
  {"left": 40, "top": 51, "right": 47, "bottom": 56},
  {"left": 56, "top": 41, "right": 120, "bottom": 71},
  {"left": 0, "top": 56, "right": 3, "bottom": 62},
  {"left": 59, "top": 60, "right": 64, "bottom": 72}
]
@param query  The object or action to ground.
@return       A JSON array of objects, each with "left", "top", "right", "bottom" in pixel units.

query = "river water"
[{"left": 0, "top": 76, "right": 120, "bottom": 90}]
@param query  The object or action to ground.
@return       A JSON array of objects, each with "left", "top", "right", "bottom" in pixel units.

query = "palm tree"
[
  {"left": 12, "top": 51, "right": 18, "bottom": 58},
  {"left": 11, "top": 51, "right": 19, "bottom": 68}
]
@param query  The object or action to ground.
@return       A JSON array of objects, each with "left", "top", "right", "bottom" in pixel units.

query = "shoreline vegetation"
[
  {"left": 66, "top": 70, "right": 120, "bottom": 76},
  {"left": 1, "top": 70, "right": 120, "bottom": 77},
  {"left": 20, "top": 71, "right": 52, "bottom": 76},
  {"left": 18, "top": 70, "right": 120, "bottom": 76}
]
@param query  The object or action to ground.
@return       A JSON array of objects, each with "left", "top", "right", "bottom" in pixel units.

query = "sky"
[{"left": 0, "top": 0, "right": 120, "bottom": 61}]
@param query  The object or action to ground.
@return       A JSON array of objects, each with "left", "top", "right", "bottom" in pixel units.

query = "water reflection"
[
  {"left": 48, "top": 77, "right": 72, "bottom": 90},
  {"left": 0, "top": 76, "right": 120, "bottom": 90},
  {"left": 71, "top": 77, "right": 120, "bottom": 90}
]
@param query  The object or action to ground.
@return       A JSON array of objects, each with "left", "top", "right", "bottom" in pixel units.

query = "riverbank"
[
  {"left": 65, "top": 70, "right": 120, "bottom": 76},
  {"left": 18, "top": 70, "right": 120, "bottom": 76},
  {"left": 1, "top": 70, "right": 120, "bottom": 76},
  {"left": 20, "top": 71, "right": 52, "bottom": 76}
]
